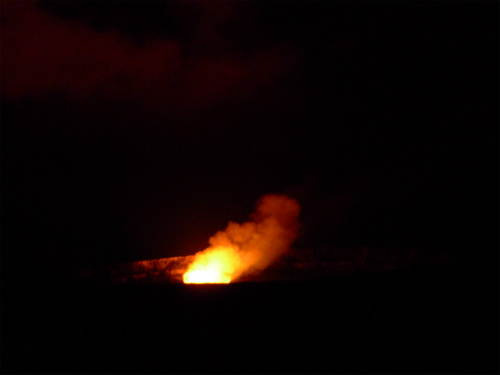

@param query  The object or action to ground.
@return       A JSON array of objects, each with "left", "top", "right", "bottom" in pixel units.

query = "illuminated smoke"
[{"left": 183, "top": 194, "right": 300, "bottom": 283}]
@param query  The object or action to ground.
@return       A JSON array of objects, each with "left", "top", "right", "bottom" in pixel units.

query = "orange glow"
[
  {"left": 183, "top": 194, "right": 300, "bottom": 284},
  {"left": 183, "top": 246, "right": 239, "bottom": 283}
]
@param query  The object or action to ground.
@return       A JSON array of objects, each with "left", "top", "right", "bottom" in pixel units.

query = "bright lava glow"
[
  {"left": 183, "top": 246, "right": 240, "bottom": 284},
  {"left": 182, "top": 194, "right": 301, "bottom": 284},
  {"left": 183, "top": 269, "right": 231, "bottom": 284}
]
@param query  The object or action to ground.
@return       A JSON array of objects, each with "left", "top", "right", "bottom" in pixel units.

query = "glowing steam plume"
[{"left": 183, "top": 194, "right": 301, "bottom": 284}]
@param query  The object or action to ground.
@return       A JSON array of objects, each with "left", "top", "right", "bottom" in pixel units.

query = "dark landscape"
[
  {"left": 2, "top": 258, "right": 498, "bottom": 373},
  {"left": 1, "top": 1, "right": 498, "bottom": 373}
]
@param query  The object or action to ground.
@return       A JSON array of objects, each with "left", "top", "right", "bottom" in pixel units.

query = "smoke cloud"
[
  {"left": 1, "top": 1, "right": 301, "bottom": 116},
  {"left": 183, "top": 194, "right": 301, "bottom": 283}
]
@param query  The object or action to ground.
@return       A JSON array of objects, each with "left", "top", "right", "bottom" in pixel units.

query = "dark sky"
[{"left": 1, "top": 1, "right": 498, "bottom": 282}]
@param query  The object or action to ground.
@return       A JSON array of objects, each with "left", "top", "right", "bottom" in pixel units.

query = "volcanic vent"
[
  {"left": 76, "top": 193, "right": 450, "bottom": 284},
  {"left": 77, "top": 194, "right": 301, "bottom": 284}
]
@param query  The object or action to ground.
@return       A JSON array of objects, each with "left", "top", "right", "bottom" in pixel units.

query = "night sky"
[{"left": 2, "top": 1, "right": 498, "bottom": 283}]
